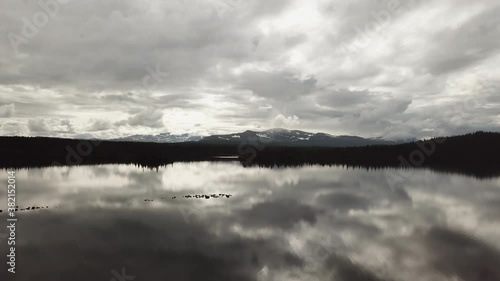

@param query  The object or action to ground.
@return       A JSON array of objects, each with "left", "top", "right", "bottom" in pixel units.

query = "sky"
[{"left": 0, "top": 0, "right": 499, "bottom": 139}]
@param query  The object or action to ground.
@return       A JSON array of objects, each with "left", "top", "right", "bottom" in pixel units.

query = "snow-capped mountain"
[
  {"left": 115, "top": 129, "right": 413, "bottom": 146},
  {"left": 199, "top": 128, "right": 412, "bottom": 147},
  {"left": 114, "top": 133, "right": 203, "bottom": 143}
]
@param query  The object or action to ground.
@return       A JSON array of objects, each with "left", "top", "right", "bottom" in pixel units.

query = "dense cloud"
[
  {"left": 0, "top": 0, "right": 499, "bottom": 138},
  {"left": 124, "top": 108, "right": 165, "bottom": 128}
]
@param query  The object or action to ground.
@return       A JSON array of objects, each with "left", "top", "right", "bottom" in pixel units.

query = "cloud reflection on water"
[{"left": 0, "top": 163, "right": 499, "bottom": 281}]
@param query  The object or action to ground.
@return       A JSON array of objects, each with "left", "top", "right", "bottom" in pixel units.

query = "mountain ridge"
[
  {"left": 113, "top": 132, "right": 203, "bottom": 143},
  {"left": 116, "top": 128, "right": 415, "bottom": 147}
]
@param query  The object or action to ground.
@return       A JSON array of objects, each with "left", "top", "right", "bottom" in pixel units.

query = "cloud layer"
[{"left": 0, "top": 0, "right": 499, "bottom": 138}]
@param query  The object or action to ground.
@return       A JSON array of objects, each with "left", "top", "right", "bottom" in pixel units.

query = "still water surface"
[{"left": 1, "top": 162, "right": 500, "bottom": 281}]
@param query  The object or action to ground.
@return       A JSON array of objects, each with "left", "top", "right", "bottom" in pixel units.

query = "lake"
[{"left": 1, "top": 162, "right": 500, "bottom": 281}]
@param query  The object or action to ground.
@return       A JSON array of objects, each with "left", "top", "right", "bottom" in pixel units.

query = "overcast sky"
[{"left": 0, "top": 0, "right": 499, "bottom": 139}]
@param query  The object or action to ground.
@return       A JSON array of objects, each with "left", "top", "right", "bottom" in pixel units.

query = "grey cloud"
[
  {"left": 238, "top": 199, "right": 319, "bottom": 230},
  {"left": 0, "top": 103, "right": 15, "bottom": 117},
  {"left": 1, "top": 0, "right": 500, "bottom": 138},
  {"left": 60, "top": 119, "right": 74, "bottom": 133},
  {"left": 0, "top": 121, "right": 22, "bottom": 136},
  {"left": 238, "top": 71, "right": 317, "bottom": 101},
  {"left": 316, "top": 89, "right": 373, "bottom": 107},
  {"left": 28, "top": 119, "right": 49, "bottom": 133},
  {"left": 28, "top": 118, "right": 75, "bottom": 136},
  {"left": 318, "top": 192, "right": 371, "bottom": 212},
  {"left": 423, "top": 227, "right": 500, "bottom": 281},
  {"left": 0, "top": 0, "right": 289, "bottom": 92},
  {"left": 322, "top": 0, "right": 408, "bottom": 47},
  {"left": 421, "top": 5, "right": 500, "bottom": 75},
  {"left": 125, "top": 108, "right": 164, "bottom": 128},
  {"left": 325, "top": 253, "right": 390, "bottom": 281},
  {"left": 88, "top": 119, "right": 112, "bottom": 131},
  {"left": 284, "top": 33, "right": 308, "bottom": 48}
]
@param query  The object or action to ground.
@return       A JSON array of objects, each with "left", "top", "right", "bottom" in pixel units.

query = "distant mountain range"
[
  {"left": 113, "top": 133, "right": 203, "bottom": 143},
  {"left": 115, "top": 129, "right": 414, "bottom": 147}
]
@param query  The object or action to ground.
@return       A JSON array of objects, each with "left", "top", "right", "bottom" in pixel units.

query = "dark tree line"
[{"left": 0, "top": 131, "right": 499, "bottom": 178}]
